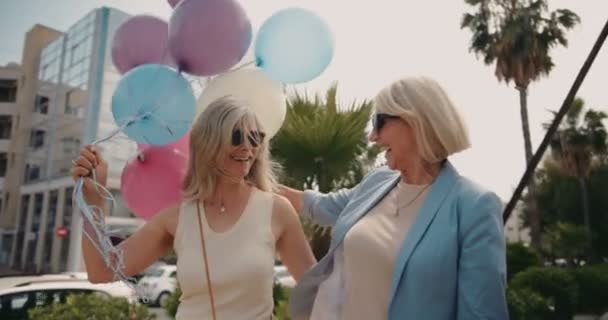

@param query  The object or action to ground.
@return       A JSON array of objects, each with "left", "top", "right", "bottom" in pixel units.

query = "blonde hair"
[
  {"left": 182, "top": 95, "right": 278, "bottom": 201},
  {"left": 374, "top": 76, "right": 471, "bottom": 163}
]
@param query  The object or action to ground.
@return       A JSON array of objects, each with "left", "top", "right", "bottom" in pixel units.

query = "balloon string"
[
  {"left": 73, "top": 177, "right": 150, "bottom": 302},
  {"left": 230, "top": 60, "right": 256, "bottom": 72},
  {"left": 93, "top": 112, "right": 152, "bottom": 145},
  {"left": 72, "top": 110, "right": 170, "bottom": 302}
]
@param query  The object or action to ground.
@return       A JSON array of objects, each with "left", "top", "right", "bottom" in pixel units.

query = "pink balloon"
[
  {"left": 111, "top": 15, "right": 174, "bottom": 74},
  {"left": 138, "top": 129, "right": 191, "bottom": 155},
  {"left": 167, "top": 0, "right": 181, "bottom": 8},
  {"left": 121, "top": 146, "right": 188, "bottom": 220},
  {"left": 168, "top": 0, "right": 252, "bottom": 76}
]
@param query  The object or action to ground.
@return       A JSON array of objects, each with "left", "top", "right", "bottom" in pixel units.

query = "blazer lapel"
[
  {"left": 331, "top": 175, "right": 400, "bottom": 250},
  {"left": 389, "top": 161, "right": 460, "bottom": 297}
]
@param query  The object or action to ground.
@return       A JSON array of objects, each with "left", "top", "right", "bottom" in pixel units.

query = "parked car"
[
  {"left": 0, "top": 272, "right": 87, "bottom": 290},
  {"left": 0, "top": 278, "right": 135, "bottom": 319},
  {"left": 138, "top": 264, "right": 177, "bottom": 307},
  {"left": 273, "top": 265, "right": 295, "bottom": 288}
]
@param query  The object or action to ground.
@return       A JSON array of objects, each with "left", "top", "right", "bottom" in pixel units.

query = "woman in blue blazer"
[{"left": 280, "top": 77, "right": 508, "bottom": 319}]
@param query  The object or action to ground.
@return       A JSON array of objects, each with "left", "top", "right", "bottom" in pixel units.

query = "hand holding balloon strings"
[{"left": 72, "top": 111, "right": 165, "bottom": 296}]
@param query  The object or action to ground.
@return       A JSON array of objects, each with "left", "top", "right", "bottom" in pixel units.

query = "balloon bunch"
[{"left": 73, "top": 0, "right": 334, "bottom": 292}]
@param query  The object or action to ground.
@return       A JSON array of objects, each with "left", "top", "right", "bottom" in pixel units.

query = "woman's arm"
[
  {"left": 278, "top": 185, "right": 357, "bottom": 227},
  {"left": 83, "top": 206, "right": 178, "bottom": 283},
  {"left": 457, "top": 192, "right": 509, "bottom": 319},
  {"left": 71, "top": 145, "right": 177, "bottom": 283},
  {"left": 272, "top": 195, "right": 316, "bottom": 281}
]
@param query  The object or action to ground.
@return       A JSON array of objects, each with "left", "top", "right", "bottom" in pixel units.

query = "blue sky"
[{"left": 1, "top": 0, "right": 607, "bottom": 200}]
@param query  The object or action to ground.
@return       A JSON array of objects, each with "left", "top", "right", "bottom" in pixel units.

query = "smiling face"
[
  {"left": 368, "top": 113, "right": 419, "bottom": 171},
  {"left": 217, "top": 124, "right": 266, "bottom": 179},
  {"left": 182, "top": 96, "right": 279, "bottom": 201}
]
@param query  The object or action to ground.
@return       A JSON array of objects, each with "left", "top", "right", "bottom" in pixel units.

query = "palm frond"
[
  {"left": 462, "top": 0, "right": 580, "bottom": 86},
  {"left": 271, "top": 84, "right": 376, "bottom": 192}
]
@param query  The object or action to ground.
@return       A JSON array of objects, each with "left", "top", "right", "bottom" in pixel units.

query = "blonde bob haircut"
[
  {"left": 182, "top": 95, "right": 278, "bottom": 201},
  {"left": 374, "top": 76, "right": 471, "bottom": 163}
]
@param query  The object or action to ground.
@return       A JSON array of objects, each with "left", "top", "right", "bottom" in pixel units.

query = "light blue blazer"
[{"left": 289, "top": 161, "right": 508, "bottom": 319}]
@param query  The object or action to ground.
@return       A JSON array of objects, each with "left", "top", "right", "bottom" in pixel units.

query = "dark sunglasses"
[
  {"left": 232, "top": 129, "right": 266, "bottom": 147},
  {"left": 372, "top": 113, "right": 400, "bottom": 132}
]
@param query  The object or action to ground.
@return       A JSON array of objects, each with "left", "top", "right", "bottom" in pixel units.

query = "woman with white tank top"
[{"left": 70, "top": 96, "right": 316, "bottom": 319}]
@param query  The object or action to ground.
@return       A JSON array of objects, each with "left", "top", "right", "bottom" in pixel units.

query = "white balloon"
[{"left": 197, "top": 68, "right": 286, "bottom": 137}]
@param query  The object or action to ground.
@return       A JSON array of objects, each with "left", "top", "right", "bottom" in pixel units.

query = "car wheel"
[{"left": 157, "top": 291, "right": 171, "bottom": 307}]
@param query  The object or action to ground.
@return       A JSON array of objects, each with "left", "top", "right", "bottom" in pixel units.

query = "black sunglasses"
[
  {"left": 372, "top": 113, "right": 400, "bottom": 132},
  {"left": 232, "top": 129, "right": 266, "bottom": 147}
]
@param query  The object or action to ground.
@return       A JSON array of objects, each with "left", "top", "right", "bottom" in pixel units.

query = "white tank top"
[{"left": 173, "top": 188, "right": 276, "bottom": 320}]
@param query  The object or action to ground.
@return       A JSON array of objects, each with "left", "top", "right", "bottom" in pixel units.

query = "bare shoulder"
[
  {"left": 272, "top": 193, "right": 295, "bottom": 212},
  {"left": 271, "top": 193, "right": 299, "bottom": 226}
]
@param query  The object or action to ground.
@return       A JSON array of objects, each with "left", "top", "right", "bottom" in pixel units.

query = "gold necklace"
[{"left": 395, "top": 184, "right": 431, "bottom": 217}]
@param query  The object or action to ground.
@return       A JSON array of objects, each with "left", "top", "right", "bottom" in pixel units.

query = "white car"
[
  {"left": 138, "top": 264, "right": 177, "bottom": 307},
  {"left": 0, "top": 273, "right": 87, "bottom": 290},
  {"left": 0, "top": 278, "right": 135, "bottom": 319},
  {"left": 273, "top": 265, "right": 295, "bottom": 288}
]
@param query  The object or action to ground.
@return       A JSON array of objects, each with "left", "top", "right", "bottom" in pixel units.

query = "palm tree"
[
  {"left": 547, "top": 97, "right": 607, "bottom": 259},
  {"left": 271, "top": 83, "right": 377, "bottom": 259},
  {"left": 461, "top": 0, "right": 580, "bottom": 247}
]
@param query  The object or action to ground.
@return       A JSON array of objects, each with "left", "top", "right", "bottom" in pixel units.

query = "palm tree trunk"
[
  {"left": 312, "top": 158, "right": 332, "bottom": 259},
  {"left": 518, "top": 86, "right": 542, "bottom": 249},
  {"left": 519, "top": 86, "right": 534, "bottom": 164},
  {"left": 578, "top": 176, "right": 593, "bottom": 261}
]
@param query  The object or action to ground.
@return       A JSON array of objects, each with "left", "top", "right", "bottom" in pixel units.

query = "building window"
[
  {"left": 62, "top": 137, "right": 81, "bottom": 156},
  {"left": 64, "top": 89, "right": 83, "bottom": 118},
  {"left": 0, "top": 79, "right": 17, "bottom": 102},
  {"left": 24, "top": 164, "right": 41, "bottom": 182},
  {"left": 29, "top": 130, "right": 45, "bottom": 148},
  {"left": 34, "top": 95, "right": 49, "bottom": 114},
  {"left": 0, "top": 153, "right": 7, "bottom": 177},
  {"left": 70, "top": 43, "right": 84, "bottom": 66},
  {"left": 40, "top": 63, "right": 50, "bottom": 80},
  {"left": 0, "top": 115, "right": 12, "bottom": 139}
]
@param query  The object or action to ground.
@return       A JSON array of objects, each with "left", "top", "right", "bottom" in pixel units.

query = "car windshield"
[
  {"left": 143, "top": 269, "right": 164, "bottom": 277},
  {"left": 276, "top": 270, "right": 289, "bottom": 278}
]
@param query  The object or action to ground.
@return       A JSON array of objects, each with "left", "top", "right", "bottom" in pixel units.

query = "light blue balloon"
[
  {"left": 255, "top": 8, "right": 334, "bottom": 84},
  {"left": 111, "top": 64, "right": 195, "bottom": 145}
]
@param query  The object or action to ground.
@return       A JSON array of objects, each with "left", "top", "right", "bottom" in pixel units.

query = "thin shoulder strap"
[{"left": 196, "top": 201, "right": 217, "bottom": 320}]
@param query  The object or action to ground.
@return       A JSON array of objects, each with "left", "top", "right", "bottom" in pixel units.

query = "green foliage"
[
  {"left": 162, "top": 284, "right": 294, "bottom": 319},
  {"left": 543, "top": 222, "right": 590, "bottom": 266},
  {"left": 534, "top": 163, "right": 608, "bottom": 259},
  {"left": 164, "top": 287, "right": 181, "bottom": 319},
  {"left": 272, "top": 283, "right": 292, "bottom": 320},
  {"left": 571, "top": 265, "right": 608, "bottom": 315},
  {"left": 273, "top": 283, "right": 287, "bottom": 310},
  {"left": 461, "top": 0, "right": 580, "bottom": 88},
  {"left": 511, "top": 267, "right": 579, "bottom": 320},
  {"left": 506, "top": 242, "right": 542, "bottom": 281},
  {"left": 271, "top": 83, "right": 376, "bottom": 193},
  {"left": 273, "top": 300, "right": 292, "bottom": 320},
  {"left": 28, "top": 293, "right": 154, "bottom": 320},
  {"left": 507, "top": 287, "right": 553, "bottom": 320}
]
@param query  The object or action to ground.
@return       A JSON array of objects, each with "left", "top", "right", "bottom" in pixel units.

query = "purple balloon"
[
  {"left": 168, "top": 0, "right": 252, "bottom": 76},
  {"left": 111, "top": 15, "right": 174, "bottom": 74},
  {"left": 167, "top": 0, "right": 181, "bottom": 8}
]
